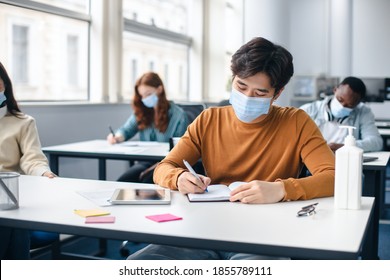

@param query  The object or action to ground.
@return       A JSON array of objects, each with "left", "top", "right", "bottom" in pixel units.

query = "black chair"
[
  {"left": 30, "top": 232, "right": 108, "bottom": 260},
  {"left": 298, "top": 165, "right": 311, "bottom": 178},
  {"left": 173, "top": 103, "right": 206, "bottom": 175},
  {"left": 30, "top": 231, "right": 61, "bottom": 259},
  {"left": 177, "top": 102, "right": 206, "bottom": 123},
  {"left": 217, "top": 99, "right": 230, "bottom": 106}
]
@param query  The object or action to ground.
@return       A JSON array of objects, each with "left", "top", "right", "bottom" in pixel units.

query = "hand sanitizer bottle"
[{"left": 334, "top": 125, "right": 363, "bottom": 210}]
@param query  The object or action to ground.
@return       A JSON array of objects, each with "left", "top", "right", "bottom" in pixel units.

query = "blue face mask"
[
  {"left": 142, "top": 93, "right": 158, "bottom": 108},
  {"left": 0, "top": 91, "right": 6, "bottom": 108},
  {"left": 229, "top": 87, "right": 272, "bottom": 123},
  {"left": 330, "top": 97, "right": 353, "bottom": 119}
]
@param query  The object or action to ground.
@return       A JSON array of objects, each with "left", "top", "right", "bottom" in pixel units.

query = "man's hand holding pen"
[{"left": 178, "top": 160, "right": 211, "bottom": 195}]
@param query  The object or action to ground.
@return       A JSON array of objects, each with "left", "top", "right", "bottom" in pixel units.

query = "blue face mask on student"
[
  {"left": 330, "top": 97, "right": 353, "bottom": 119},
  {"left": 229, "top": 87, "right": 272, "bottom": 123},
  {"left": 142, "top": 93, "right": 158, "bottom": 108},
  {"left": 0, "top": 91, "right": 6, "bottom": 108}
]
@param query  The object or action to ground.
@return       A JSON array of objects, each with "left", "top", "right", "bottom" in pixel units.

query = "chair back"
[
  {"left": 177, "top": 103, "right": 206, "bottom": 124},
  {"left": 217, "top": 99, "right": 230, "bottom": 106},
  {"left": 173, "top": 103, "right": 206, "bottom": 175},
  {"left": 171, "top": 103, "right": 206, "bottom": 150},
  {"left": 30, "top": 230, "right": 60, "bottom": 259},
  {"left": 169, "top": 137, "right": 181, "bottom": 150}
]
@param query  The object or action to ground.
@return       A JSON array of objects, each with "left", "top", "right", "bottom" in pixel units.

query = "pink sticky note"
[
  {"left": 85, "top": 216, "right": 116, "bottom": 223},
  {"left": 146, "top": 213, "right": 182, "bottom": 223}
]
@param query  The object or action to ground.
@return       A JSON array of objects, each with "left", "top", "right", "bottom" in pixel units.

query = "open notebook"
[{"left": 187, "top": 181, "right": 246, "bottom": 202}]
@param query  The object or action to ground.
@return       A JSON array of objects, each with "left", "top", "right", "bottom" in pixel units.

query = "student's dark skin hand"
[
  {"left": 229, "top": 181, "right": 286, "bottom": 204},
  {"left": 328, "top": 143, "right": 344, "bottom": 152},
  {"left": 177, "top": 172, "right": 211, "bottom": 195}
]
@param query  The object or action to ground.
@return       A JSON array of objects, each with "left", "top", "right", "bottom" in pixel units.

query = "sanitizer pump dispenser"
[{"left": 334, "top": 125, "right": 363, "bottom": 210}]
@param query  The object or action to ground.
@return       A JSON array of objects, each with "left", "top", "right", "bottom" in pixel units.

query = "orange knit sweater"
[{"left": 154, "top": 105, "right": 335, "bottom": 201}]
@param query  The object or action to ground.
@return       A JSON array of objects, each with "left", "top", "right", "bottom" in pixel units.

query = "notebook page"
[{"left": 187, "top": 184, "right": 231, "bottom": 201}]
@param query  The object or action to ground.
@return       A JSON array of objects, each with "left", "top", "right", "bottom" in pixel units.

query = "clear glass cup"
[{"left": 0, "top": 172, "right": 20, "bottom": 210}]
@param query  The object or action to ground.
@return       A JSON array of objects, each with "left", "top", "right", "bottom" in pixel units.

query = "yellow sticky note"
[{"left": 74, "top": 209, "right": 110, "bottom": 218}]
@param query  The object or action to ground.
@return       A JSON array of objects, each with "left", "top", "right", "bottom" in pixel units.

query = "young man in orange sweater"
[{"left": 128, "top": 37, "right": 335, "bottom": 260}]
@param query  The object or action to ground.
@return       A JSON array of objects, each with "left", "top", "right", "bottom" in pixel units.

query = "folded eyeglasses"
[{"left": 297, "top": 202, "right": 318, "bottom": 217}]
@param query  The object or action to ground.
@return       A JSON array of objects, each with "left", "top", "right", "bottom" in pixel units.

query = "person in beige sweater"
[
  {"left": 0, "top": 113, "right": 54, "bottom": 177},
  {"left": 128, "top": 37, "right": 335, "bottom": 260},
  {"left": 0, "top": 62, "right": 55, "bottom": 259}
]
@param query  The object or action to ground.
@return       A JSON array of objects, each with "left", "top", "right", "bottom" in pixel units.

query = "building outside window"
[
  {"left": 0, "top": 0, "right": 89, "bottom": 101},
  {"left": 122, "top": 0, "right": 192, "bottom": 101},
  {"left": 67, "top": 35, "right": 79, "bottom": 87},
  {"left": 12, "top": 24, "right": 29, "bottom": 84}
]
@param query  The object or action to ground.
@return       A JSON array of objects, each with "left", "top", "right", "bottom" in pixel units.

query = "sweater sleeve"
[
  {"left": 355, "top": 106, "right": 383, "bottom": 152},
  {"left": 116, "top": 114, "right": 139, "bottom": 141},
  {"left": 280, "top": 110, "right": 335, "bottom": 201},
  {"left": 19, "top": 117, "right": 51, "bottom": 176}
]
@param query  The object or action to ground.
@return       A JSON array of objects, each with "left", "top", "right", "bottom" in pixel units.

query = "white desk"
[
  {"left": 363, "top": 151, "right": 390, "bottom": 218},
  {"left": 0, "top": 175, "right": 374, "bottom": 260},
  {"left": 42, "top": 140, "right": 169, "bottom": 180},
  {"left": 378, "top": 128, "right": 390, "bottom": 136},
  {"left": 362, "top": 151, "right": 390, "bottom": 259}
]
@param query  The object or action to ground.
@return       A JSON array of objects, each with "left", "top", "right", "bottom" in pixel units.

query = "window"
[
  {"left": 149, "top": 61, "right": 155, "bottom": 72},
  {"left": 122, "top": 0, "right": 192, "bottom": 102},
  {"left": 131, "top": 59, "right": 138, "bottom": 87},
  {"left": 123, "top": 0, "right": 189, "bottom": 35},
  {"left": 200, "top": 0, "right": 243, "bottom": 102},
  {"left": 0, "top": 0, "right": 90, "bottom": 101},
  {"left": 0, "top": 0, "right": 240, "bottom": 103},
  {"left": 67, "top": 35, "right": 79, "bottom": 86},
  {"left": 223, "top": 0, "right": 244, "bottom": 98},
  {"left": 12, "top": 25, "right": 29, "bottom": 84}
]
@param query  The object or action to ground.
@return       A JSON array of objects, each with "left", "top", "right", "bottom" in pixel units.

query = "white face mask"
[
  {"left": 330, "top": 97, "right": 353, "bottom": 119},
  {"left": 229, "top": 87, "right": 272, "bottom": 123},
  {"left": 142, "top": 93, "right": 158, "bottom": 108}
]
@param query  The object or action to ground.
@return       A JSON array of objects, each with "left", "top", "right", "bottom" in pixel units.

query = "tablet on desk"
[{"left": 109, "top": 188, "right": 171, "bottom": 205}]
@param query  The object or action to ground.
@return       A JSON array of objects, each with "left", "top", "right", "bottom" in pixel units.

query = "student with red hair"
[{"left": 107, "top": 72, "right": 188, "bottom": 182}]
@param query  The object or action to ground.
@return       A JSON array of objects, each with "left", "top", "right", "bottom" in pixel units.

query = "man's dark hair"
[
  {"left": 340, "top": 76, "right": 366, "bottom": 100},
  {"left": 231, "top": 37, "right": 294, "bottom": 95}
]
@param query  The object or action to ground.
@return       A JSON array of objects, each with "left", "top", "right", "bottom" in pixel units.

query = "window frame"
[
  {"left": 123, "top": 18, "right": 192, "bottom": 47},
  {"left": 0, "top": 0, "right": 91, "bottom": 22}
]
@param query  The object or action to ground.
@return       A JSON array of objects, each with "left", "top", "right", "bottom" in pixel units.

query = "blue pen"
[{"left": 183, "top": 160, "right": 208, "bottom": 192}]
